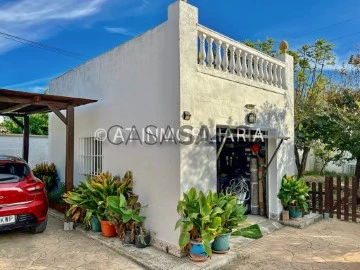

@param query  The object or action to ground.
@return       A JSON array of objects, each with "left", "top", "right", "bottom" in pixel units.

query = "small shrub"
[{"left": 32, "top": 162, "right": 58, "bottom": 192}]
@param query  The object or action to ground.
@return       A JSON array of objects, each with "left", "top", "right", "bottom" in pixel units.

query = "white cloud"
[
  {"left": 0, "top": 0, "right": 106, "bottom": 22},
  {"left": 3, "top": 74, "right": 58, "bottom": 93},
  {"left": 104, "top": 27, "right": 135, "bottom": 36},
  {"left": 0, "top": 0, "right": 108, "bottom": 54}
]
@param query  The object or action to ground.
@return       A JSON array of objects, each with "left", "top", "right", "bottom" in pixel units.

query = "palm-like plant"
[
  {"left": 277, "top": 175, "right": 309, "bottom": 212},
  {"left": 215, "top": 193, "right": 247, "bottom": 234},
  {"left": 106, "top": 194, "right": 146, "bottom": 241},
  {"left": 175, "top": 188, "right": 222, "bottom": 257},
  {"left": 63, "top": 171, "right": 134, "bottom": 227}
]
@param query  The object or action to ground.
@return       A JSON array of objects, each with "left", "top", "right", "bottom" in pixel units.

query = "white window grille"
[{"left": 79, "top": 134, "right": 103, "bottom": 176}]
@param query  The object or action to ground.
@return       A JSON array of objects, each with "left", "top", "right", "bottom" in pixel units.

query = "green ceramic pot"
[
  {"left": 289, "top": 206, "right": 302, "bottom": 219},
  {"left": 212, "top": 232, "right": 231, "bottom": 252},
  {"left": 90, "top": 215, "right": 101, "bottom": 232}
]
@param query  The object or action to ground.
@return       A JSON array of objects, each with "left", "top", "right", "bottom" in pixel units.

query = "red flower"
[{"left": 250, "top": 144, "right": 260, "bottom": 153}]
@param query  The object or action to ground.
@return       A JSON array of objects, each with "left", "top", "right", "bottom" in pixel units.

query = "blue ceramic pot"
[
  {"left": 289, "top": 206, "right": 302, "bottom": 218},
  {"left": 190, "top": 240, "right": 213, "bottom": 257},
  {"left": 212, "top": 232, "right": 231, "bottom": 251}
]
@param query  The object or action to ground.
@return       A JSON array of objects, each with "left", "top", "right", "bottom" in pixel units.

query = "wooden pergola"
[{"left": 0, "top": 88, "right": 97, "bottom": 192}]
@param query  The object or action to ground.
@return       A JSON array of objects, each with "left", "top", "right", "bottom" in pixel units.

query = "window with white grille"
[{"left": 79, "top": 135, "right": 103, "bottom": 176}]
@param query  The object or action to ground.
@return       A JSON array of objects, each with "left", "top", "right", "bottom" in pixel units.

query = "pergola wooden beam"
[
  {"left": 65, "top": 105, "right": 74, "bottom": 192},
  {"left": 48, "top": 105, "right": 67, "bottom": 125},
  {"left": 0, "top": 103, "right": 31, "bottom": 114},
  {"left": 23, "top": 115, "right": 30, "bottom": 162},
  {"left": 5, "top": 115, "right": 30, "bottom": 162},
  {"left": 0, "top": 95, "right": 69, "bottom": 108},
  {"left": 9, "top": 115, "right": 24, "bottom": 129},
  {"left": 0, "top": 88, "right": 97, "bottom": 192}
]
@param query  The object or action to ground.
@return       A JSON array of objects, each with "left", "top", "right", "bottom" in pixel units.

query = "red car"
[{"left": 0, "top": 156, "right": 48, "bottom": 233}]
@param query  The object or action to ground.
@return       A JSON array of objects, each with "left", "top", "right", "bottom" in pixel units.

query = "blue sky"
[{"left": 1, "top": 0, "right": 360, "bottom": 93}]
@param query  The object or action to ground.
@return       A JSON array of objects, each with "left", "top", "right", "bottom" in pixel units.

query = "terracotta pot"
[
  {"left": 100, "top": 220, "right": 117, "bottom": 237},
  {"left": 282, "top": 210, "right": 289, "bottom": 221}
]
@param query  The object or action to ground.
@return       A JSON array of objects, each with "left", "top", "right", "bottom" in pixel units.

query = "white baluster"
[
  {"left": 258, "top": 58, "right": 264, "bottom": 83},
  {"left": 248, "top": 54, "right": 254, "bottom": 80},
  {"left": 215, "top": 40, "right": 222, "bottom": 70},
  {"left": 229, "top": 46, "right": 236, "bottom": 74},
  {"left": 199, "top": 33, "right": 206, "bottom": 66},
  {"left": 278, "top": 66, "right": 283, "bottom": 88},
  {"left": 206, "top": 37, "right": 214, "bottom": 68},
  {"left": 222, "top": 43, "right": 229, "bottom": 72},
  {"left": 263, "top": 60, "right": 268, "bottom": 84},
  {"left": 281, "top": 66, "right": 286, "bottom": 89},
  {"left": 242, "top": 51, "right": 248, "bottom": 78},
  {"left": 254, "top": 56, "right": 259, "bottom": 81},
  {"left": 268, "top": 63, "right": 273, "bottom": 85},
  {"left": 236, "top": 49, "right": 242, "bottom": 76},
  {"left": 273, "top": 64, "right": 278, "bottom": 86}
]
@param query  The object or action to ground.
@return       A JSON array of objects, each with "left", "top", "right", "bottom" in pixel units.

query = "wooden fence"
[{"left": 306, "top": 176, "right": 359, "bottom": 222}]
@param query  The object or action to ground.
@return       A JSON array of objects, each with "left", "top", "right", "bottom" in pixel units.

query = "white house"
[{"left": 49, "top": 1, "right": 295, "bottom": 256}]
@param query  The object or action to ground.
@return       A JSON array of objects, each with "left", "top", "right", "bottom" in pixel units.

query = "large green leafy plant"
[
  {"left": 106, "top": 194, "right": 146, "bottom": 241},
  {"left": 277, "top": 175, "right": 309, "bottom": 212},
  {"left": 175, "top": 188, "right": 222, "bottom": 257},
  {"left": 215, "top": 193, "right": 247, "bottom": 234},
  {"left": 63, "top": 171, "right": 133, "bottom": 227}
]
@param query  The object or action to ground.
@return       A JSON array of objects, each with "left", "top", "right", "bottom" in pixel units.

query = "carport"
[{"left": 0, "top": 88, "right": 97, "bottom": 192}]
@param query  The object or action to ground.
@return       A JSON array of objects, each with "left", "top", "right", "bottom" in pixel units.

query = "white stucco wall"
[
  {"left": 177, "top": 2, "right": 295, "bottom": 220},
  {"left": 0, "top": 134, "right": 49, "bottom": 167},
  {"left": 49, "top": 5, "right": 181, "bottom": 248},
  {"left": 49, "top": 1, "right": 295, "bottom": 253}
]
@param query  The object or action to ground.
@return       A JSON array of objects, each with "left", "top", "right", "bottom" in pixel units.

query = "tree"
[
  {"left": 245, "top": 38, "right": 336, "bottom": 177},
  {"left": 0, "top": 113, "right": 48, "bottom": 135},
  {"left": 312, "top": 141, "right": 342, "bottom": 174},
  {"left": 244, "top": 38, "right": 277, "bottom": 57},
  {"left": 320, "top": 71, "right": 360, "bottom": 181},
  {"left": 292, "top": 40, "right": 336, "bottom": 177}
]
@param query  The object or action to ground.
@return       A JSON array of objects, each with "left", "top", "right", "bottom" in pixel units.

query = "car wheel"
[{"left": 30, "top": 216, "right": 48, "bottom": 234}]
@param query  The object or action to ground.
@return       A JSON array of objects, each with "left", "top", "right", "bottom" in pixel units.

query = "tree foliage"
[
  {"left": 245, "top": 38, "right": 336, "bottom": 177},
  {"left": 244, "top": 38, "right": 277, "bottom": 57},
  {"left": 0, "top": 114, "right": 48, "bottom": 135},
  {"left": 0, "top": 89, "right": 49, "bottom": 135}
]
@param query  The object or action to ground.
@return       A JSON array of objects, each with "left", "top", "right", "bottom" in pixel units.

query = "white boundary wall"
[{"left": 0, "top": 134, "right": 49, "bottom": 168}]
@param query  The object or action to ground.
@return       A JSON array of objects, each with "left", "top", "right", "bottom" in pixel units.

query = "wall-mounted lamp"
[
  {"left": 182, "top": 111, "right": 191, "bottom": 121},
  {"left": 245, "top": 104, "right": 256, "bottom": 110},
  {"left": 247, "top": 113, "right": 257, "bottom": 124}
]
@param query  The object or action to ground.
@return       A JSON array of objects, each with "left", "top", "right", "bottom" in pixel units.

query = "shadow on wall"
[
  {"left": 256, "top": 99, "right": 293, "bottom": 176},
  {"left": 180, "top": 96, "right": 294, "bottom": 194}
]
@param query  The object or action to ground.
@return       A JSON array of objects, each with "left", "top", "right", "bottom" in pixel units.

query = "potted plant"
[
  {"left": 277, "top": 175, "right": 291, "bottom": 221},
  {"left": 99, "top": 208, "right": 117, "bottom": 237},
  {"left": 277, "top": 175, "right": 309, "bottom": 219},
  {"left": 135, "top": 227, "right": 151, "bottom": 248},
  {"left": 212, "top": 193, "right": 247, "bottom": 253},
  {"left": 175, "top": 188, "right": 221, "bottom": 261},
  {"left": 106, "top": 193, "right": 146, "bottom": 244},
  {"left": 63, "top": 171, "right": 123, "bottom": 233}
]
